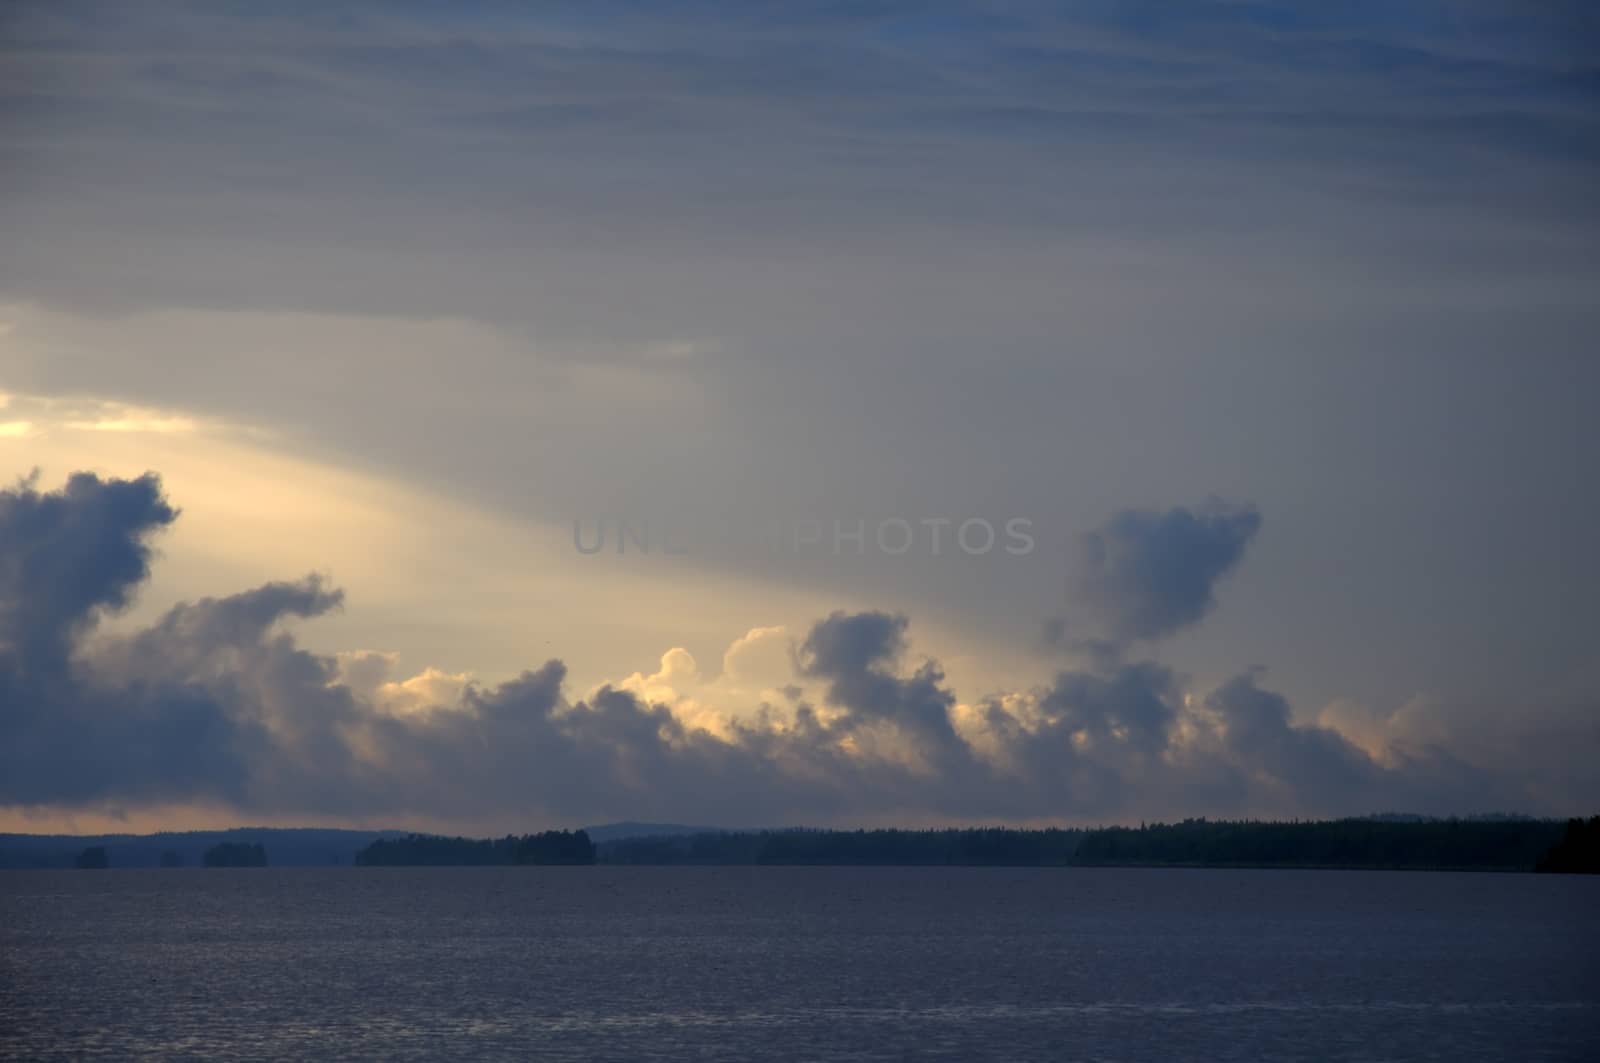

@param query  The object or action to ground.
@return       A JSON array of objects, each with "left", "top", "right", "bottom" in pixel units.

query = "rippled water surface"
[{"left": 2, "top": 866, "right": 1596, "bottom": 1060}]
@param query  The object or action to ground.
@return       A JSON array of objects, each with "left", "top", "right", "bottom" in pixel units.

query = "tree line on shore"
[
  {"left": 594, "top": 818, "right": 1585, "bottom": 871},
  {"left": 596, "top": 827, "right": 1083, "bottom": 866},
  {"left": 1068, "top": 817, "right": 1567, "bottom": 870},
  {"left": 38, "top": 816, "right": 1599, "bottom": 872},
  {"left": 354, "top": 817, "right": 1588, "bottom": 871},
  {"left": 353, "top": 830, "right": 596, "bottom": 866},
  {"left": 1535, "top": 816, "right": 1600, "bottom": 873}
]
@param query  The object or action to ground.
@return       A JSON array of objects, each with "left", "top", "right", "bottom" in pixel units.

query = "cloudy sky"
[{"left": 1, "top": 1, "right": 1596, "bottom": 833}]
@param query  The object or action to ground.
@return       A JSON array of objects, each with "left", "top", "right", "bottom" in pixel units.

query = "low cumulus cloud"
[{"left": 0, "top": 472, "right": 1586, "bottom": 827}]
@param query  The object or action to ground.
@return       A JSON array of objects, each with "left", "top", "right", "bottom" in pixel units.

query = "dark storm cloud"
[
  {"left": 799, "top": 611, "right": 907, "bottom": 679},
  {"left": 1, "top": 472, "right": 1582, "bottom": 825},
  {"left": 0, "top": 470, "right": 177, "bottom": 666},
  {"left": 1194, "top": 670, "right": 1526, "bottom": 817},
  {"left": 1039, "top": 663, "right": 1179, "bottom": 757},
  {"left": 796, "top": 610, "right": 981, "bottom": 785},
  {"left": 0, "top": 471, "right": 242, "bottom": 806},
  {"left": 970, "top": 661, "right": 1186, "bottom": 817},
  {"left": 1204, "top": 671, "right": 1375, "bottom": 801},
  {"left": 1074, "top": 501, "right": 1263, "bottom": 644}
]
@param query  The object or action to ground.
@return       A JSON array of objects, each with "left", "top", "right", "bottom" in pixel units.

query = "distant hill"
[{"left": 580, "top": 822, "right": 726, "bottom": 843}]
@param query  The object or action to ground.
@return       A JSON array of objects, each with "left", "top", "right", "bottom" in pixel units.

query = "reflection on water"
[{"left": 2, "top": 866, "right": 1596, "bottom": 1061}]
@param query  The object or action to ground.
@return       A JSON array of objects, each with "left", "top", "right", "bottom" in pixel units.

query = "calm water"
[{"left": 2, "top": 867, "right": 1596, "bottom": 1061}]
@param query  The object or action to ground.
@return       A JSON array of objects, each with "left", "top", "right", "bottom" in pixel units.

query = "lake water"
[{"left": 2, "top": 867, "right": 1596, "bottom": 1060}]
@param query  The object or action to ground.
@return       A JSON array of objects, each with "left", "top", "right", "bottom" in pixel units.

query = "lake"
[{"left": 2, "top": 867, "right": 1596, "bottom": 1060}]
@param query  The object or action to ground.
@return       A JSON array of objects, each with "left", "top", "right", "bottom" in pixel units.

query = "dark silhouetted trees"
[
  {"left": 1535, "top": 816, "right": 1600, "bottom": 873},
  {"left": 1070, "top": 817, "right": 1564, "bottom": 870},
  {"left": 595, "top": 819, "right": 1572, "bottom": 869},
  {"left": 599, "top": 828, "right": 1085, "bottom": 865},
  {"left": 35, "top": 819, "right": 1570, "bottom": 872},
  {"left": 203, "top": 842, "right": 268, "bottom": 867},
  {"left": 354, "top": 830, "right": 596, "bottom": 866}
]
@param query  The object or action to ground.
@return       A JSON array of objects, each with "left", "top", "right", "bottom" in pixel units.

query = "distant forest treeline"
[
  {"left": 6, "top": 818, "right": 1596, "bottom": 872},
  {"left": 596, "top": 818, "right": 1582, "bottom": 871},
  {"left": 354, "top": 830, "right": 596, "bottom": 866},
  {"left": 598, "top": 827, "right": 1084, "bottom": 866},
  {"left": 1069, "top": 818, "right": 1567, "bottom": 870},
  {"left": 1535, "top": 816, "right": 1600, "bottom": 873}
]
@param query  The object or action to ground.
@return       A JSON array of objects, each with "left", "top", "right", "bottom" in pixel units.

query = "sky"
[{"left": 1, "top": 1, "right": 1597, "bottom": 833}]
